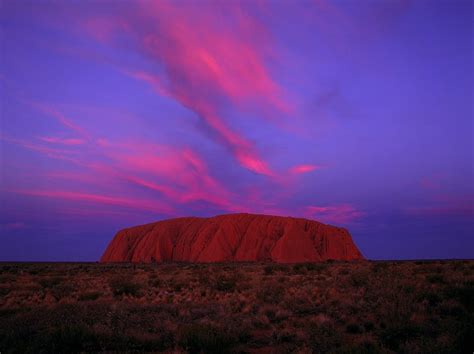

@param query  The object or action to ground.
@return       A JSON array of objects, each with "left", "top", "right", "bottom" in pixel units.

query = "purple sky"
[{"left": 1, "top": 0, "right": 472, "bottom": 261}]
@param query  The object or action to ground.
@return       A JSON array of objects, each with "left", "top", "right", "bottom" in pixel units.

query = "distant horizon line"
[{"left": 1, "top": 259, "right": 473, "bottom": 264}]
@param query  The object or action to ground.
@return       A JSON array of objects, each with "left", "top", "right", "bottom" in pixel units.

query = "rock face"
[{"left": 100, "top": 213, "right": 365, "bottom": 263}]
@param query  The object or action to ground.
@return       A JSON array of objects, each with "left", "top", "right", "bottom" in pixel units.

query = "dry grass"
[{"left": 0, "top": 260, "right": 473, "bottom": 353}]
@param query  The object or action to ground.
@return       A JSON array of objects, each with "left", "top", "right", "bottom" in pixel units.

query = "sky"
[{"left": 0, "top": 0, "right": 472, "bottom": 261}]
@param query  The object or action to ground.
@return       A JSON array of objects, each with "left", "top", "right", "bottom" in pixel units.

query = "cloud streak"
[
  {"left": 305, "top": 204, "right": 366, "bottom": 225},
  {"left": 290, "top": 164, "right": 322, "bottom": 175},
  {"left": 13, "top": 190, "right": 174, "bottom": 215},
  {"left": 405, "top": 194, "right": 474, "bottom": 217},
  {"left": 30, "top": 101, "right": 90, "bottom": 139},
  {"left": 39, "top": 136, "right": 86, "bottom": 145}
]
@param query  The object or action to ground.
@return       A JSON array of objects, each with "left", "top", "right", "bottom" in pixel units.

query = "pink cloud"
[
  {"left": 410, "top": 177, "right": 473, "bottom": 217},
  {"left": 125, "top": 176, "right": 178, "bottom": 200},
  {"left": 420, "top": 175, "right": 446, "bottom": 191},
  {"left": 79, "top": 2, "right": 291, "bottom": 176},
  {"left": 58, "top": 208, "right": 144, "bottom": 219},
  {"left": 127, "top": 68, "right": 274, "bottom": 176},
  {"left": 1, "top": 222, "right": 26, "bottom": 230},
  {"left": 4, "top": 91, "right": 310, "bottom": 217},
  {"left": 234, "top": 150, "right": 274, "bottom": 176},
  {"left": 66, "top": 138, "right": 247, "bottom": 212},
  {"left": 13, "top": 190, "right": 174, "bottom": 215},
  {"left": 123, "top": 70, "right": 170, "bottom": 98},
  {"left": 405, "top": 194, "right": 474, "bottom": 217},
  {"left": 29, "top": 101, "right": 90, "bottom": 139},
  {"left": 305, "top": 204, "right": 365, "bottom": 225},
  {"left": 406, "top": 205, "right": 474, "bottom": 217},
  {"left": 39, "top": 136, "right": 86, "bottom": 145},
  {"left": 81, "top": 17, "right": 130, "bottom": 43},
  {"left": 44, "top": 171, "right": 109, "bottom": 188},
  {"left": 1, "top": 135, "right": 82, "bottom": 164},
  {"left": 137, "top": 1, "right": 291, "bottom": 113},
  {"left": 290, "top": 164, "right": 322, "bottom": 175}
]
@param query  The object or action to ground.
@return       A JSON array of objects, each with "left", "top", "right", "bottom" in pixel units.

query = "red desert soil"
[{"left": 101, "top": 213, "right": 364, "bottom": 263}]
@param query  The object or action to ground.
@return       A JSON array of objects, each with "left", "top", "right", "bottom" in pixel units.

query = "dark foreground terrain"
[{"left": 0, "top": 261, "right": 473, "bottom": 353}]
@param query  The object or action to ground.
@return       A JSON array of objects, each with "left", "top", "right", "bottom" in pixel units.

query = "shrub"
[
  {"left": 444, "top": 281, "right": 474, "bottom": 311},
  {"left": 3, "top": 322, "right": 102, "bottom": 353},
  {"left": 264, "top": 265, "right": 275, "bottom": 275},
  {"left": 264, "top": 307, "right": 276, "bottom": 322},
  {"left": 264, "top": 264, "right": 289, "bottom": 275},
  {"left": 293, "top": 264, "right": 307, "bottom": 274},
  {"left": 178, "top": 323, "right": 234, "bottom": 353},
  {"left": 346, "top": 323, "right": 363, "bottom": 334},
  {"left": 78, "top": 291, "right": 102, "bottom": 301},
  {"left": 38, "top": 277, "right": 63, "bottom": 288},
  {"left": 364, "top": 321, "right": 375, "bottom": 332},
  {"left": 402, "top": 284, "right": 415, "bottom": 294},
  {"left": 341, "top": 339, "right": 379, "bottom": 354},
  {"left": 308, "top": 323, "right": 341, "bottom": 353},
  {"left": 372, "top": 262, "right": 389, "bottom": 273},
  {"left": 214, "top": 276, "right": 236, "bottom": 292},
  {"left": 51, "top": 283, "right": 75, "bottom": 300},
  {"left": 420, "top": 291, "right": 441, "bottom": 306},
  {"left": 350, "top": 272, "right": 368, "bottom": 287},
  {"left": 285, "top": 292, "right": 318, "bottom": 315},
  {"left": 438, "top": 302, "right": 465, "bottom": 317},
  {"left": 339, "top": 268, "right": 350, "bottom": 275},
  {"left": 427, "top": 274, "right": 445, "bottom": 284},
  {"left": 109, "top": 277, "right": 142, "bottom": 297},
  {"left": 117, "top": 329, "right": 174, "bottom": 351},
  {"left": 149, "top": 279, "right": 161, "bottom": 288},
  {"left": 379, "top": 323, "right": 421, "bottom": 351},
  {"left": 0, "top": 274, "right": 15, "bottom": 284},
  {"left": 305, "top": 263, "right": 326, "bottom": 272},
  {"left": 0, "top": 286, "right": 10, "bottom": 296},
  {"left": 257, "top": 285, "right": 284, "bottom": 303},
  {"left": 48, "top": 324, "right": 100, "bottom": 352},
  {"left": 273, "top": 329, "right": 297, "bottom": 343},
  {"left": 452, "top": 315, "right": 474, "bottom": 354}
]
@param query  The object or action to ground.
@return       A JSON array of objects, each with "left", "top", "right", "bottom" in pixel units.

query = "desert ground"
[{"left": 0, "top": 261, "right": 472, "bottom": 353}]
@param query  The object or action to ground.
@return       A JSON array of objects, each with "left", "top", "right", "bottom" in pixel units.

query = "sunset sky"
[{"left": 1, "top": 0, "right": 472, "bottom": 261}]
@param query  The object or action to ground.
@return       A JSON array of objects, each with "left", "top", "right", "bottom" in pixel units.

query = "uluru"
[{"left": 100, "top": 213, "right": 364, "bottom": 263}]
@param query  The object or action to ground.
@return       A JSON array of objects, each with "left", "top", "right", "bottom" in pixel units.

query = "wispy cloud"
[
  {"left": 79, "top": 1, "right": 292, "bottom": 176},
  {"left": 102, "top": 143, "right": 245, "bottom": 211},
  {"left": 290, "top": 164, "right": 322, "bottom": 175},
  {"left": 305, "top": 204, "right": 365, "bottom": 225},
  {"left": 13, "top": 190, "right": 174, "bottom": 215},
  {"left": 29, "top": 101, "right": 90, "bottom": 139},
  {"left": 405, "top": 195, "right": 474, "bottom": 217},
  {"left": 3, "top": 94, "right": 327, "bottom": 222},
  {"left": 1, "top": 222, "right": 27, "bottom": 230},
  {"left": 39, "top": 136, "right": 86, "bottom": 145},
  {"left": 1, "top": 135, "right": 82, "bottom": 164}
]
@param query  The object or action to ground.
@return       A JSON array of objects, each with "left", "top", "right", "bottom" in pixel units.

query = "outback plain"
[{"left": 0, "top": 260, "right": 472, "bottom": 353}]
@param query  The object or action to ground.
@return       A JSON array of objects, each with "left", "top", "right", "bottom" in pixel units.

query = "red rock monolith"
[{"left": 100, "top": 213, "right": 365, "bottom": 263}]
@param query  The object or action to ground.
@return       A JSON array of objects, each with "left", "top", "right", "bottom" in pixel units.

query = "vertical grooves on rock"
[
  {"left": 267, "top": 218, "right": 286, "bottom": 260},
  {"left": 193, "top": 221, "right": 217, "bottom": 261}
]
